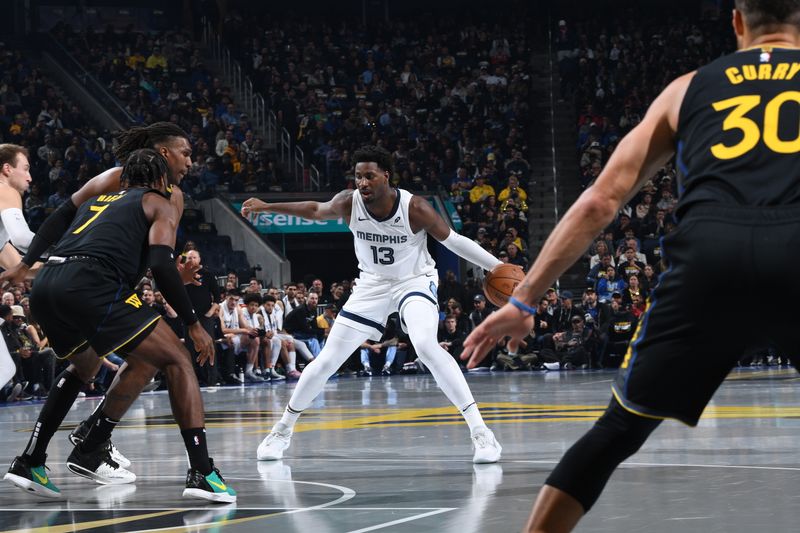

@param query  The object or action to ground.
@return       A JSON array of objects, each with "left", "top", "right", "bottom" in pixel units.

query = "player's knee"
[
  {"left": 69, "top": 361, "right": 101, "bottom": 383},
  {"left": 595, "top": 398, "right": 660, "bottom": 459}
]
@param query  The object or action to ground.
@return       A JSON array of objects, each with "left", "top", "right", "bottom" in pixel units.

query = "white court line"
[
  {"left": 514, "top": 460, "right": 800, "bottom": 472},
  {"left": 88, "top": 476, "right": 357, "bottom": 533},
  {"left": 0, "top": 507, "right": 456, "bottom": 512},
  {"left": 345, "top": 508, "right": 455, "bottom": 533},
  {"left": 61, "top": 457, "right": 800, "bottom": 470}
]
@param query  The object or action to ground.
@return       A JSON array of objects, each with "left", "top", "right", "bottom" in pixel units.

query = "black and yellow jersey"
[
  {"left": 676, "top": 47, "right": 800, "bottom": 218},
  {"left": 52, "top": 188, "right": 162, "bottom": 286}
]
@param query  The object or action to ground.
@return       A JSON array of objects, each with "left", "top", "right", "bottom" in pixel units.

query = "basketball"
[{"left": 483, "top": 263, "right": 525, "bottom": 307}]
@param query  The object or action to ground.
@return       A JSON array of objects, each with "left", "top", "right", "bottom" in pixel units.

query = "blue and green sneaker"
[
  {"left": 182, "top": 459, "right": 236, "bottom": 503},
  {"left": 4, "top": 455, "right": 61, "bottom": 499}
]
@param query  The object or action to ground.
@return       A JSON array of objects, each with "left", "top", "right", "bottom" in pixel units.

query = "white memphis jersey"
[{"left": 350, "top": 188, "right": 436, "bottom": 280}]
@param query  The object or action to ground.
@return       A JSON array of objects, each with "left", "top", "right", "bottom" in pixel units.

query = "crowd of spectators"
[
  {"left": 52, "top": 23, "right": 285, "bottom": 195},
  {"left": 220, "top": 9, "right": 534, "bottom": 261}
]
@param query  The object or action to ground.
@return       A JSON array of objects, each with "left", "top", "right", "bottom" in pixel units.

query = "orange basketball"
[{"left": 483, "top": 263, "right": 525, "bottom": 307}]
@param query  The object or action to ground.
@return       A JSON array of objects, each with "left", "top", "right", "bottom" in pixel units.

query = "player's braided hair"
[
  {"left": 735, "top": 0, "right": 800, "bottom": 29},
  {"left": 113, "top": 122, "right": 188, "bottom": 162},
  {"left": 353, "top": 145, "right": 394, "bottom": 176},
  {"left": 120, "top": 148, "right": 168, "bottom": 190}
]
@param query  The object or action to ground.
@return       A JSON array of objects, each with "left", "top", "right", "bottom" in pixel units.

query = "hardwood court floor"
[{"left": 1, "top": 367, "right": 798, "bottom": 532}]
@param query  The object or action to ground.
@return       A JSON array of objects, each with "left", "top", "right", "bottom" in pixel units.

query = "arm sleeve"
[
  {"left": 21, "top": 199, "right": 78, "bottom": 266},
  {"left": 440, "top": 229, "right": 502, "bottom": 271},
  {"left": 148, "top": 245, "right": 198, "bottom": 326},
  {"left": 0, "top": 208, "right": 34, "bottom": 252}
]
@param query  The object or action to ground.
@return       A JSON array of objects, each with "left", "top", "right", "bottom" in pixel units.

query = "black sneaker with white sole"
[
  {"left": 68, "top": 422, "right": 131, "bottom": 469},
  {"left": 66, "top": 442, "right": 136, "bottom": 485}
]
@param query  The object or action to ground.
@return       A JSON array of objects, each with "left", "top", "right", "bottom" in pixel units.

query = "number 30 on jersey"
[{"left": 711, "top": 91, "right": 800, "bottom": 159}]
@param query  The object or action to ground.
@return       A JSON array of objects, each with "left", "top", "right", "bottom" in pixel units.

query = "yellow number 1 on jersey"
[{"left": 72, "top": 204, "right": 109, "bottom": 234}]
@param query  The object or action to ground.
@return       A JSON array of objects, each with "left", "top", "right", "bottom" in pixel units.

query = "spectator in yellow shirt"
[
  {"left": 145, "top": 46, "right": 168, "bottom": 70},
  {"left": 315, "top": 304, "right": 337, "bottom": 347},
  {"left": 498, "top": 175, "right": 528, "bottom": 211},
  {"left": 126, "top": 50, "right": 146, "bottom": 69},
  {"left": 469, "top": 175, "right": 495, "bottom": 204}
]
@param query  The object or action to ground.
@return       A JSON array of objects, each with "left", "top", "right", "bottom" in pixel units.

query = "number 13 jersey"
[
  {"left": 677, "top": 47, "right": 800, "bottom": 219},
  {"left": 350, "top": 188, "right": 435, "bottom": 281}
]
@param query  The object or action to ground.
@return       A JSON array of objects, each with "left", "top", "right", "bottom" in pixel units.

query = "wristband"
[{"left": 509, "top": 296, "right": 537, "bottom": 316}]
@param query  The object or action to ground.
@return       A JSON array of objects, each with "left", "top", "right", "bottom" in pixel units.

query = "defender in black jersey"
[
  {"left": 1, "top": 122, "right": 199, "bottom": 480},
  {"left": 4, "top": 150, "right": 235, "bottom": 503},
  {"left": 461, "top": 1, "right": 800, "bottom": 531}
]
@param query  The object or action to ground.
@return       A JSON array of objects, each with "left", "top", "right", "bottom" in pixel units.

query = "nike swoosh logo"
[
  {"left": 358, "top": 217, "right": 368, "bottom": 221},
  {"left": 208, "top": 479, "right": 228, "bottom": 491},
  {"left": 32, "top": 471, "right": 49, "bottom": 485}
]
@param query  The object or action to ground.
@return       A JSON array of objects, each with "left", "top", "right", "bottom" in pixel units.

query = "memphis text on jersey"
[{"left": 356, "top": 230, "right": 408, "bottom": 244}]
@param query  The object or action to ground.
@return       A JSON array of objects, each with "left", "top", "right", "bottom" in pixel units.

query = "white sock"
[
  {"left": 246, "top": 363, "right": 254, "bottom": 373},
  {"left": 277, "top": 406, "right": 302, "bottom": 431},
  {"left": 462, "top": 403, "right": 486, "bottom": 433},
  {"left": 286, "top": 350, "right": 297, "bottom": 372}
]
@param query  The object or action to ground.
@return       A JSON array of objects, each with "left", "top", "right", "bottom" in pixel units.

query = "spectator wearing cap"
[
  {"left": 597, "top": 266, "right": 626, "bottom": 303},
  {"left": 576, "top": 287, "right": 611, "bottom": 366},
  {"left": 469, "top": 294, "right": 492, "bottom": 332},
  {"left": 315, "top": 303, "right": 337, "bottom": 347},
  {"left": 604, "top": 298, "right": 638, "bottom": 368},
  {"left": 505, "top": 243, "right": 528, "bottom": 270},
  {"left": 550, "top": 315, "right": 593, "bottom": 370},
  {"left": 552, "top": 290, "right": 582, "bottom": 333},
  {"left": 586, "top": 254, "right": 613, "bottom": 287}
]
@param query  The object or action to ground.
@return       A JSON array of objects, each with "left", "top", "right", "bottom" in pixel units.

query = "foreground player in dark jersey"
[
  {"left": 4, "top": 150, "right": 235, "bottom": 503},
  {"left": 462, "top": 1, "right": 800, "bottom": 531},
  {"left": 0, "top": 123, "right": 198, "bottom": 475}
]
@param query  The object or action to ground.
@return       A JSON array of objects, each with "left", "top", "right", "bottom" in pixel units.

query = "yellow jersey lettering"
[
  {"left": 742, "top": 64, "right": 758, "bottom": 80},
  {"left": 772, "top": 62, "right": 790, "bottom": 80},
  {"left": 786, "top": 62, "right": 800, "bottom": 80},
  {"left": 725, "top": 67, "right": 743, "bottom": 84},
  {"left": 757, "top": 63, "right": 772, "bottom": 80},
  {"left": 125, "top": 294, "right": 143, "bottom": 309}
]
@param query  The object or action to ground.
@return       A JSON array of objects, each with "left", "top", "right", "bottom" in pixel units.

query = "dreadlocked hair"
[
  {"left": 113, "top": 122, "right": 188, "bottom": 162},
  {"left": 120, "top": 149, "right": 168, "bottom": 190}
]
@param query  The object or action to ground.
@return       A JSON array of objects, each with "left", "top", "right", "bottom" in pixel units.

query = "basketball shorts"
[
  {"left": 30, "top": 259, "right": 160, "bottom": 359},
  {"left": 336, "top": 270, "right": 439, "bottom": 341},
  {"left": 613, "top": 204, "right": 800, "bottom": 426}
]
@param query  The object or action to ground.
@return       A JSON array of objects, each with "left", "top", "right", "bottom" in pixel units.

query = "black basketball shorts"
[
  {"left": 30, "top": 259, "right": 160, "bottom": 359},
  {"left": 613, "top": 204, "right": 800, "bottom": 426}
]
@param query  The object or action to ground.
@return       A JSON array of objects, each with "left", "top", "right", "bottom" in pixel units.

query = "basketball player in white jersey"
[
  {"left": 241, "top": 145, "right": 503, "bottom": 463},
  {"left": 0, "top": 145, "right": 35, "bottom": 396}
]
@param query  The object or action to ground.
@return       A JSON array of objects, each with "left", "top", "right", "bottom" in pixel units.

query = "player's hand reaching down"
[
  {"left": 176, "top": 256, "right": 202, "bottom": 286},
  {"left": 0, "top": 262, "right": 30, "bottom": 290},
  {"left": 461, "top": 304, "right": 533, "bottom": 368},
  {"left": 241, "top": 198, "right": 269, "bottom": 218},
  {"left": 188, "top": 322, "right": 215, "bottom": 366}
]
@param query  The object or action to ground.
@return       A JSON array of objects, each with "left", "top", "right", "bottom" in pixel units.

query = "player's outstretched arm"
[
  {"left": 241, "top": 189, "right": 354, "bottom": 221},
  {"left": 460, "top": 72, "right": 693, "bottom": 368},
  {"left": 408, "top": 195, "right": 501, "bottom": 271}
]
